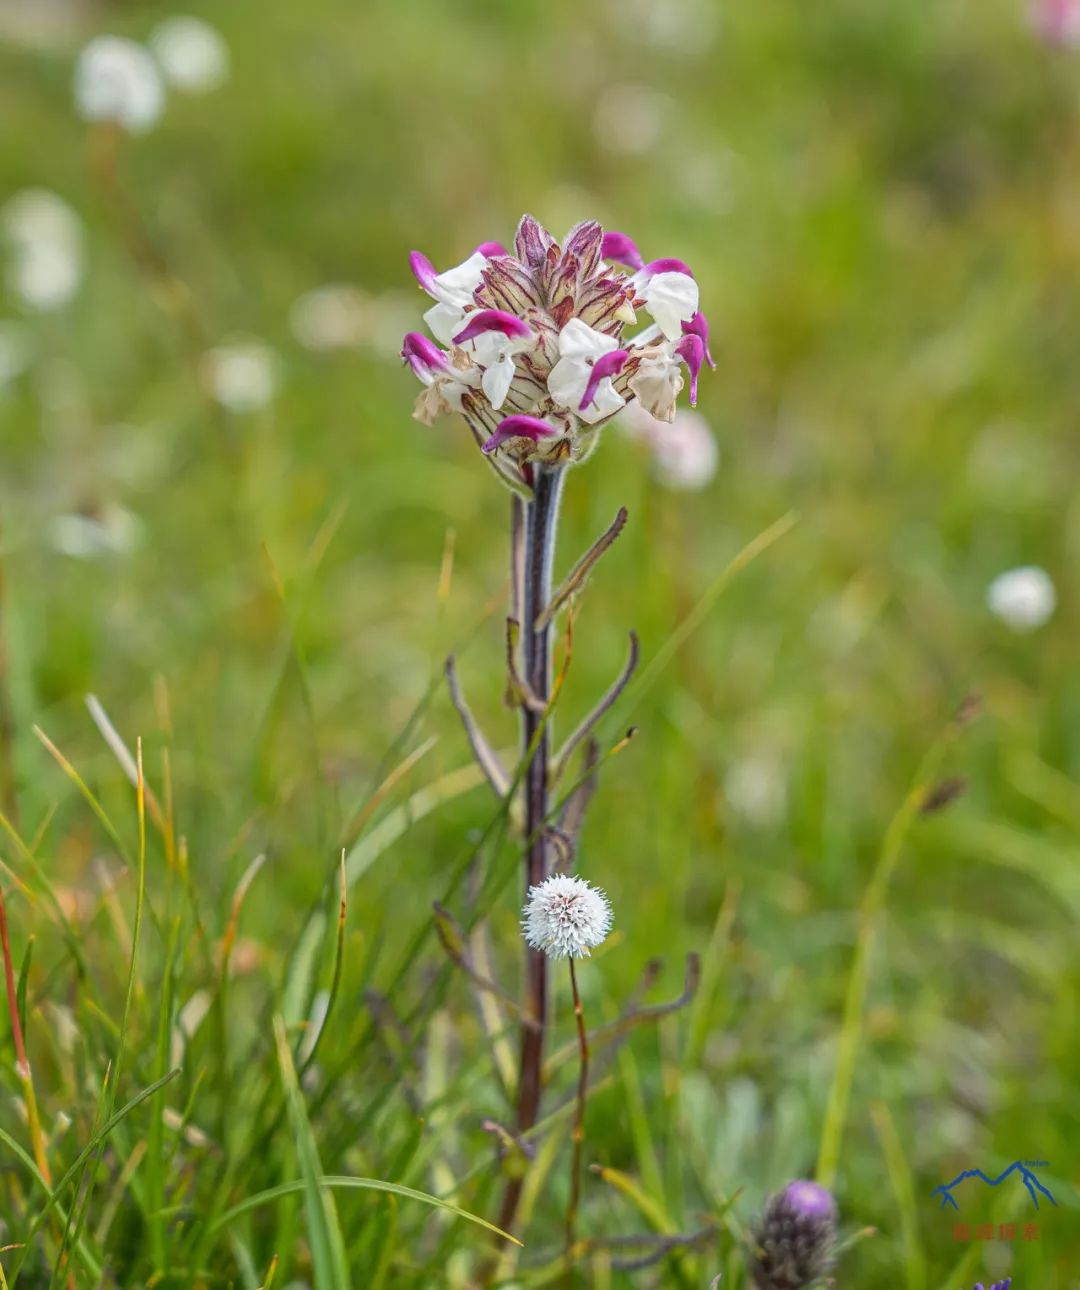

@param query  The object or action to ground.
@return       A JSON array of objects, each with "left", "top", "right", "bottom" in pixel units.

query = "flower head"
[
  {"left": 522, "top": 875, "right": 612, "bottom": 960},
  {"left": 403, "top": 215, "right": 712, "bottom": 486},
  {"left": 74, "top": 36, "right": 165, "bottom": 133},
  {"left": 148, "top": 17, "right": 230, "bottom": 94},
  {"left": 1, "top": 189, "right": 84, "bottom": 312},
  {"left": 750, "top": 1180, "right": 837, "bottom": 1290},
  {"left": 986, "top": 566, "right": 1056, "bottom": 632}
]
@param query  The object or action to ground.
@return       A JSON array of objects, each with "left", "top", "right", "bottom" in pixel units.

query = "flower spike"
[{"left": 481, "top": 414, "right": 560, "bottom": 455}]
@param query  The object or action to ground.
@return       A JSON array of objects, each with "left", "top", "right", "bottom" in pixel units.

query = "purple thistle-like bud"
[
  {"left": 481, "top": 414, "right": 560, "bottom": 455},
  {"left": 474, "top": 240, "right": 508, "bottom": 257},
  {"left": 681, "top": 310, "right": 716, "bottom": 368},
  {"left": 408, "top": 250, "right": 439, "bottom": 295},
  {"left": 601, "top": 230, "right": 645, "bottom": 271},
  {"left": 675, "top": 334, "right": 705, "bottom": 406},
  {"left": 563, "top": 220, "right": 604, "bottom": 282},
  {"left": 453, "top": 309, "right": 534, "bottom": 345},
  {"left": 750, "top": 1181, "right": 837, "bottom": 1290},
  {"left": 579, "top": 349, "right": 629, "bottom": 411},
  {"left": 401, "top": 331, "right": 448, "bottom": 379},
  {"left": 640, "top": 256, "right": 696, "bottom": 280}
]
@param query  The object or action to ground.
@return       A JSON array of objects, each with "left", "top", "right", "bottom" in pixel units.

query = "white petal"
[
  {"left": 557, "top": 317, "right": 619, "bottom": 360},
  {"left": 431, "top": 251, "right": 488, "bottom": 308},
  {"left": 627, "top": 322, "right": 662, "bottom": 348},
  {"left": 482, "top": 356, "right": 516, "bottom": 409},
  {"left": 423, "top": 302, "right": 465, "bottom": 345},
  {"left": 547, "top": 355, "right": 590, "bottom": 410},
  {"left": 578, "top": 377, "right": 624, "bottom": 425},
  {"left": 643, "top": 271, "right": 699, "bottom": 340}
]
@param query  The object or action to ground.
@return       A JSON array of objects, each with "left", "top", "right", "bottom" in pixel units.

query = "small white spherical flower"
[
  {"left": 149, "top": 16, "right": 229, "bottom": 94},
  {"left": 2, "top": 189, "right": 85, "bottom": 312},
  {"left": 74, "top": 35, "right": 165, "bottom": 133},
  {"left": 201, "top": 339, "right": 279, "bottom": 413},
  {"left": 986, "top": 565, "right": 1056, "bottom": 632},
  {"left": 522, "top": 875, "right": 612, "bottom": 960}
]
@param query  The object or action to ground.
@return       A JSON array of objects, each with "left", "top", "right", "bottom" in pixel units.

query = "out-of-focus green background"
[{"left": 1, "top": 0, "right": 1078, "bottom": 1286}]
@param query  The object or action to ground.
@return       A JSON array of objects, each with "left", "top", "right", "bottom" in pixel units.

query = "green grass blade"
[
  {"left": 271, "top": 1015, "right": 351, "bottom": 1289},
  {"left": 208, "top": 1173, "right": 523, "bottom": 1246}
]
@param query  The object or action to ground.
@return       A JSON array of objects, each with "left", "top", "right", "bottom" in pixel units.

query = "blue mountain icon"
[{"left": 932, "top": 1159, "right": 1057, "bottom": 1211}]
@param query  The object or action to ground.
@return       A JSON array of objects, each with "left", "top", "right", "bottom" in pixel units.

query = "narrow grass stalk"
[
  {"left": 0, "top": 885, "right": 49, "bottom": 1186},
  {"left": 565, "top": 957, "right": 590, "bottom": 1282},
  {"left": 496, "top": 465, "right": 565, "bottom": 1239}
]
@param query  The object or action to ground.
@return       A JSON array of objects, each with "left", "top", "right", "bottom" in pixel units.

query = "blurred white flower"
[
  {"left": 201, "top": 340, "right": 279, "bottom": 413},
  {"left": 148, "top": 16, "right": 229, "bottom": 93},
  {"left": 0, "top": 321, "right": 30, "bottom": 390},
  {"left": 592, "top": 84, "right": 671, "bottom": 157},
  {"left": 1033, "top": 0, "right": 1080, "bottom": 45},
  {"left": 621, "top": 401, "right": 719, "bottom": 490},
  {"left": 50, "top": 505, "right": 141, "bottom": 559},
  {"left": 1, "top": 189, "right": 84, "bottom": 311},
  {"left": 725, "top": 750, "right": 788, "bottom": 828},
  {"left": 522, "top": 875, "right": 612, "bottom": 960},
  {"left": 986, "top": 566, "right": 1056, "bottom": 632},
  {"left": 73, "top": 35, "right": 165, "bottom": 133},
  {"left": 289, "top": 284, "right": 369, "bottom": 351},
  {"left": 606, "top": 0, "right": 720, "bottom": 51}
]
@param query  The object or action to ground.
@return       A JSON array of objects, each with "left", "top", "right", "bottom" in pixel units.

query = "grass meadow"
[{"left": 1, "top": 0, "right": 1079, "bottom": 1285}]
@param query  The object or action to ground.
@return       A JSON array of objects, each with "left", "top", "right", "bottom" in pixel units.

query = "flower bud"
[{"left": 750, "top": 1180, "right": 837, "bottom": 1290}]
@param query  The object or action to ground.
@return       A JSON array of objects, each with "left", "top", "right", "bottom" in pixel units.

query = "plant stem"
[
  {"left": 565, "top": 956, "right": 589, "bottom": 1283},
  {"left": 0, "top": 885, "right": 50, "bottom": 1187},
  {"left": 496, "top": 464, "right": 565, "bottom": 1240}
]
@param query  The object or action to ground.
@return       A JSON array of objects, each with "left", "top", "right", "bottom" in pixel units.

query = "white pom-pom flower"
[
  {"left": 74, "top": 36, "right": 165, "bottom": 134},
  {"left": 986, "top": 566, "right": 1056, "bottom": 632},
  {"left": 149, "top": 17, "right": 230, "bottom": 94},
  {"left": 522, "top": 875, "right": 612, "bottom": 960}
]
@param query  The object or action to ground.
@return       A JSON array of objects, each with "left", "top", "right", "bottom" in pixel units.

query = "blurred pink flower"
[{"left": 1034, "top": 0, "right": 1080, "bottom": 44}]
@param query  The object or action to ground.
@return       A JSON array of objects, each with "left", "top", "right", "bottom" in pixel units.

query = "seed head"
[
  {"left": 521, "top": 874, "right": 612, "bottom": 960},
  {"left": 750, "top": 1180, "right": 837, "bottom": 1290}
]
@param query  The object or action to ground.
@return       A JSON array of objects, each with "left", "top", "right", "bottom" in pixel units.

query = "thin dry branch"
[
  {"left": 445, "top": 656, "right": 510, "bottom": 798},
  {"left": 536, "top": 506, "right": 628, "bottom": 631}
]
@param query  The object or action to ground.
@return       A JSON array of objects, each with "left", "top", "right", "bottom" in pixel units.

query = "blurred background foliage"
[{"left": 0, "top": 0, "right": 1078, "bottom": 1285}]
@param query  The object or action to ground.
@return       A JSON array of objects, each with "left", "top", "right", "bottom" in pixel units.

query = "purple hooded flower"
[
  {"left": 675, "top": 334, "right": 705, "bottom": 405},
  {"left": 601, "top": 230, "right": 645, "bottom": 271},
  {"left": 681, "top": 310, "right": 716, "bottom": 368},
  {"left": 400, "top": 331, "right": 448, "bottom": 381},
  {"left": 481, "top": 414, "right": 560, "bottom": 455}
]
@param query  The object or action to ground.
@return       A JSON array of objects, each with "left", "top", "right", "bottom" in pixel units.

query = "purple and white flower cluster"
[{"left": 402, "top": 214, "right": 713, "bottom": 487}]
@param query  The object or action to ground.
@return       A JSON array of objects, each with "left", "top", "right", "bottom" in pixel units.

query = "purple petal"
[
  {"left": 781, "top": 1181, "right": 836, "bottom": 1221},
  {"left": 408, "top": 250, "right": 439, "bottom": 295},
  {"left": 481, "top": 414, "right": 559, "bottom": 454},
  {"left": 641, "top": 257, "right": 695, "bottom": 279},
  {"left": 475, "top": 240, "right": 509, "bottom": 258},
  {"left": 453, "top": 309, "right": 533, "bottom": 345},
  {"left": 681, "top": 311, "right": 716, "bottom": 368},
  {"left": 580, "top": 349, "right": 629, "bottom": 411},
  {"left": 675, "top": 334, "right": 705, "bottom": 405},
  {"left": 601, "top": 231, "right": 645, "bottom": 271},
  {"left": 401, "top": 331, "right": 448, "bottom": 378}
]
